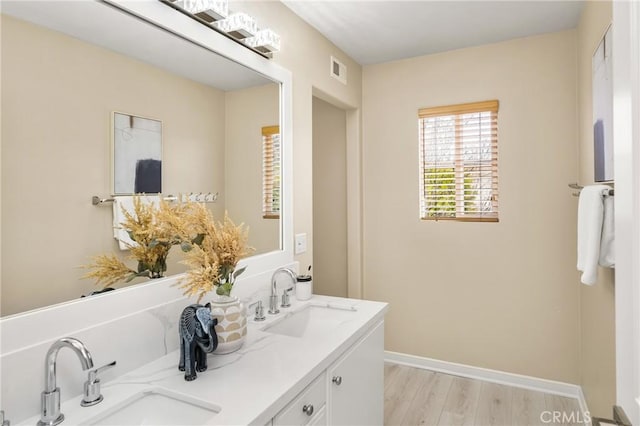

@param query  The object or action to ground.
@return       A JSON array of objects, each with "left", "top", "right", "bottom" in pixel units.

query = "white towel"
[
  {"left": 577, "top": 185, "right": 614, "bottom": 285},
  {"left": 599, "top": 194, "right": 615, "bottom": 268},
  {"left": 112, "top": 195, "right": 160, "bottom": 250}
]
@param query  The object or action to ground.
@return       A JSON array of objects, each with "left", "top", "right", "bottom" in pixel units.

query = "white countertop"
[{"left": 21, "top": 295, "right": 387, "bottom": 425}]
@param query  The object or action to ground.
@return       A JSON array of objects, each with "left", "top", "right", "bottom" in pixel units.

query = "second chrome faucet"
[{"left": 269, "top": 267, "right": 297, "bottom": 315}]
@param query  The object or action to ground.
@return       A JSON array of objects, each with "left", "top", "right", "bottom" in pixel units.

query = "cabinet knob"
[
  {"left": 332, "top": 375, "right": 343, "bottom": 386},
  {"left": 302, "top": 404, "right": 314, "bottom": 416}
]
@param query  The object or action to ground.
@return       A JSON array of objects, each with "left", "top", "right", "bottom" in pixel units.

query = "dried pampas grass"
[{"left": 178, "top": 204, "right": 253, "bottom": 302}]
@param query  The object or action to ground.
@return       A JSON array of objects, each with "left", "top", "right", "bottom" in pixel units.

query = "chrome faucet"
[
  {"left": 1, "top": 410, "right": 10, "bottom": 426},
  {"left": 38, "top": 338, "right": 94, "bottom": 426},
  {"left": 269, "top": 267, "right": 297, "bottom": 314}
]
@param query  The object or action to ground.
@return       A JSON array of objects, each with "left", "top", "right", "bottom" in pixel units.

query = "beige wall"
[
  {"left": 577, "top": 0, "right": 616, "bottom": 417},
  {"left": 1, "top": 15, "right": 225, "bottom": 315},
  {"left": 312, "top": 96, "right": 347, "bottom": 297},
  {"left": 225, "top": 83, "right": 280, "bottom": 254},
  {"left": 229, "top": 1, "right": 363, "bottom": 271},
  {"left": 363, "top": 31, "right": 581, "bottom": 383}
]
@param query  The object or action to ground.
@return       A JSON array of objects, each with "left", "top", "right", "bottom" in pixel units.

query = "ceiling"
[
  {"left": 283, "top": 1, "right": 585, "bottom": 65},
  {"left": 1, "top": 1, "right": 272, "bottom": 91}
]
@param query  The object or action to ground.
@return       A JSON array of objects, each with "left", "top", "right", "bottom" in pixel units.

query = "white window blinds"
[
  {"left": 419, "top": 100, "right": 499, "bottom": 222},
  {"left": 262, "top": 125, "right": 280, "bottom": 219}
]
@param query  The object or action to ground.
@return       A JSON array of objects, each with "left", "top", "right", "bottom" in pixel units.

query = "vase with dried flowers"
[
  {"left": 83, "top": 196, "right": 203, "bottom": 288},
  {"left": 178, "top": 203, "right": 254, "bottom": 353}
]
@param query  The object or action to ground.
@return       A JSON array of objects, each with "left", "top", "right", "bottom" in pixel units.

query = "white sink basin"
[
  {"left": 87, "top": 388, "right": 221, "bottom": 425},
  {"left": 263, "top": 304, "right": 357, "bottom": 338}
]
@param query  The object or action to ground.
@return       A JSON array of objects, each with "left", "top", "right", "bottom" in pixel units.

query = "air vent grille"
[{"left": 330, "top": 56, "right": 347, "bottom": 84}]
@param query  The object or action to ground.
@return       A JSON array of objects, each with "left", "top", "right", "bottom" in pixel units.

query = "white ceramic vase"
[{"left": 209, "top": 295, "right": 247, "bottom": 354}]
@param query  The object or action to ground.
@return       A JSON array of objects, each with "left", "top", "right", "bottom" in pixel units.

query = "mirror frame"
[{"left": 105, "top": 0, "right": 295, "bottom": 278}]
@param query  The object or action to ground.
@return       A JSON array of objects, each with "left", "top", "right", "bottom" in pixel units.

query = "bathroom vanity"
[{"left": 11, "top": 293, "right": 387, "bottom": 425}]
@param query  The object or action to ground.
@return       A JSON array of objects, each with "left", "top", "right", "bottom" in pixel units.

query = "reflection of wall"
[
  {"left": 1, "top": 15, "right": 225, "bottom": 316},
  {"left": 576, "top": 0, "right": 615, "bottom": 417},
  {"left": 231, "top": 0, "right": 364, "bottom": 273},
  {"left": 225, "top": 84, "right": 280, "bottom": 254},
  {"left": 312, "top": 97, "right": 347, "bottom": 297},
  {"left": 362, "top": 31, "right": 580, "bottom": 384}
]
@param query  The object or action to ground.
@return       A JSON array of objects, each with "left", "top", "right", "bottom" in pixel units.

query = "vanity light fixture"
[
  {"left": 245, "top": 28, "right": 281, "bottom": 54},
  {"left": 174, "top": 0, "right": 228, "bottom": 21},
  {"left": 162, "top": 0, "right": 278, "bottom": 57},
  {"left": 211, "top": 12, "right": 257, "bottom": 39}
]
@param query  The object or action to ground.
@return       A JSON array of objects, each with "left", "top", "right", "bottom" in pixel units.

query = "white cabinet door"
[{"left": 327, "top": 321, "right": 384, "bottom": 426}]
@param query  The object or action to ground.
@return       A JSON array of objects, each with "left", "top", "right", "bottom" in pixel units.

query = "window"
[
  {"left": 418, "top": 100, "right": 499, "bottom": 222},
  {"left": 262, "top": 125, "right": 280, "bottom": 219}
]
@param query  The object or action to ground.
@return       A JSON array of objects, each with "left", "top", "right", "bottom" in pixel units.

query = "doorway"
[{"left": 312, "top": 96, "right": 348, "bottom": 297}]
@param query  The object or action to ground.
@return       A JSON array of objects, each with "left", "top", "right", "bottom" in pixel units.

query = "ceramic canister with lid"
[{"left": 295, "top": 274, "right": 312, "bottom": 301}]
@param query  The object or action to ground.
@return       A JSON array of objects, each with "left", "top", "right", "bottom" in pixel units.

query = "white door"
[{"left": 612, "top": 1, "right": 640, "bottom": 424}]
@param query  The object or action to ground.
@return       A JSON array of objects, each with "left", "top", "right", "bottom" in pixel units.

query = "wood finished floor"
[{"left": 384, "top": 363, "right": 584, "bottom": 426}]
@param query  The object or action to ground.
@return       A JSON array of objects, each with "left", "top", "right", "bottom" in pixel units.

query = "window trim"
[
  {"left": 418, "top": 100, "right": 499, "bottom": 118},
  {"left": 418, "top": 100, "right": 499, "bottom": 222}
]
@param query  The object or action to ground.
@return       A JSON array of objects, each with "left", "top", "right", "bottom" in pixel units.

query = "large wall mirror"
[{"left": 1, "top": 1, "right": 293, "bottom": 317}]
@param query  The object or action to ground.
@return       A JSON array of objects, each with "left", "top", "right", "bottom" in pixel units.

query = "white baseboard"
[{"left": 385, "top": 351, "right": 590, "bottom": 416}]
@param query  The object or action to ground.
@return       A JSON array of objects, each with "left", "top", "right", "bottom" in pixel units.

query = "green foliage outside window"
[{"left": 423, "top": 167, "right": 479, "bottom": 218}]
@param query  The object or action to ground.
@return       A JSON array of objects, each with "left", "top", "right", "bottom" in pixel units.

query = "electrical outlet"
[{"left": 295, "top": 233, "right": 307, "bottom": 254}]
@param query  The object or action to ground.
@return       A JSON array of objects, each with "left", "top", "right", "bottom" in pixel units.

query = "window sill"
[{"left": 421, "top": 216, "right": 499, "bottom": 223}]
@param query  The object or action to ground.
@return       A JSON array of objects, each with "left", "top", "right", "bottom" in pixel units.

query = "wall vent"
[{"left": 330, "top": 56, "right": 347, "bottom": 84}]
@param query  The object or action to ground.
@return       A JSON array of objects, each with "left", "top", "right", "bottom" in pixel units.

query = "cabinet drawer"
[
  {"left": 308, "top": 406, "right": 326, "bottom": 425},
  {"left": 274, "top": 373, "right": 326, "bottom": 426}
]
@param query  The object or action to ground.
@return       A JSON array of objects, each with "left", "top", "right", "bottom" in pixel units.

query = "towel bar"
[
  {"left": 568, "top": 183, "right": 614, "bottom": 197},
  {"left": 92, "top": 192, "right": 219, "bottom": 205}
]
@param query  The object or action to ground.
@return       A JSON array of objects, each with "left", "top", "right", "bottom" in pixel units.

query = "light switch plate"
[{"left": 295, "top": 233, "right": 307, "bottom": 254}]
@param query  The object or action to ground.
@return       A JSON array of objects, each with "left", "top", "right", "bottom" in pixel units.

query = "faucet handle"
[
  {"left": 81, "top": 361, "right": 116, "bottom": 407},
  {"left": 248, "top": 300, "right": 266, "bottom": 321},
  {"left": 281, "top": 287, "right": 294, "bottom": 308}
]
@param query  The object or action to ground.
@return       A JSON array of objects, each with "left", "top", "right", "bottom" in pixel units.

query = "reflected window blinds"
[
  {"left": 418, "top": 100, "right": 499, "bottom": 222},
  {"left": 262, "top": 125, "right": 280, "bottom": 219}
]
